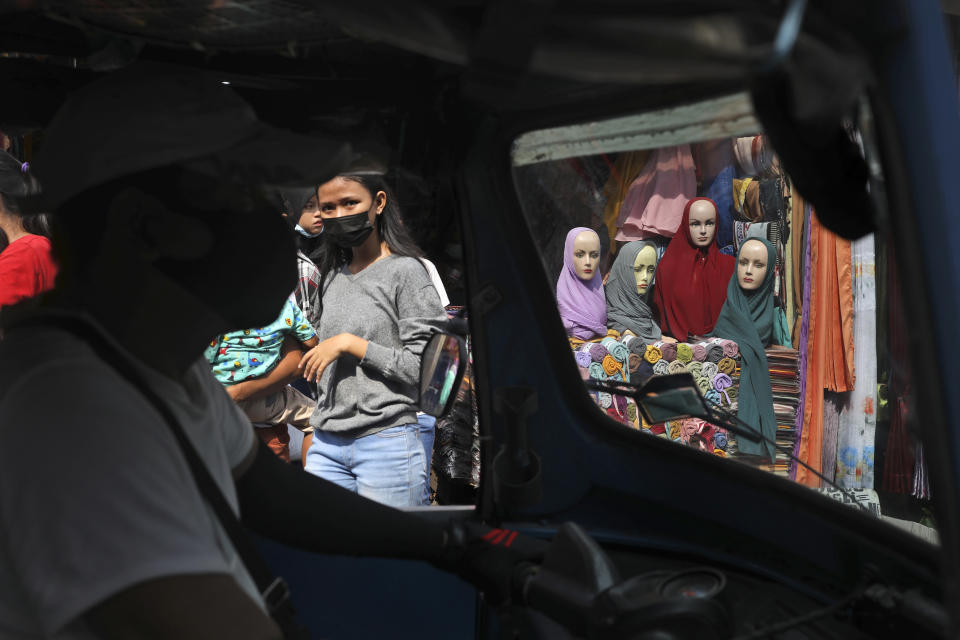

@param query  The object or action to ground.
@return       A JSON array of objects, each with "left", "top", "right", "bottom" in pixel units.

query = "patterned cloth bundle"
[{"left": 570, "top": 334, "right": 743, "bottom": 452}]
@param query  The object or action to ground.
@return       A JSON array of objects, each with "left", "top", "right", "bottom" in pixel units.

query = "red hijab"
[{"left": 652, "top": 197, "right": 735, "bottom": 340}]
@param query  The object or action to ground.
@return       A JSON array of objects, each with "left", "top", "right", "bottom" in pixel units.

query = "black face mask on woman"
[{"left": 323, "top": 210, "right": 375, "bottom": 247}]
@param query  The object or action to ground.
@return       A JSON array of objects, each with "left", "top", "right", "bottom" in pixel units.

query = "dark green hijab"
[{"left": 711, "top": 237, "right": 777, "bottom": 460}]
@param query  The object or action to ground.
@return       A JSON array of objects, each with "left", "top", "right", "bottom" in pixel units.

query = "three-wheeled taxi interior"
[{"left": 3, "top": 1, "right": 960, "bottom": 638}]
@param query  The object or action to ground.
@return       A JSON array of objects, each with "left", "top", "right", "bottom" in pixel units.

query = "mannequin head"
[
  {"left": 571, "top": 230, "right": 601, "bottom": 280},
  {"left": 737, "top": 239, "right": 768, "bottom": 290},
  {"left": 633, "top": 243, "right": 657, "bottom": 294},
  {"left": 687, "top": 199, "right": 717, "bottom": 248}
]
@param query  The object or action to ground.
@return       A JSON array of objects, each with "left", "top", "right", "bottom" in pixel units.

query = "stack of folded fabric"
[
  {"left": 758, "top": 347, "right": 801, "bottom": 477},
  {"left": 570, "top": 335, "right": 742, "bottom": 452},
  {"left": 571, "top": 335, "right": 638, "bottom": 428}
]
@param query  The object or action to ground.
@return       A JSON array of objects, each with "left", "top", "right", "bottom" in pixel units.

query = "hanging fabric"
[
  {"left": 600, "top": 151, "right": 650, "bottom": 251},
  {"left": 881, "top": 245, "right": 915, "bottom": 494},
  {"left": 692, "top": 139, "right": 737, "bottom": 255},
  {"left": 794, "top": 208, "right": 856, "bottom": 487},
  {"left": 615, "top": 145, "right": 697, "bottom": 240},
  {"left": 836, "top": 234, "right": 877, "bottom": 489}
]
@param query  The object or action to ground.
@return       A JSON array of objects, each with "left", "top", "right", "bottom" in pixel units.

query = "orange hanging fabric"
[{"left": 795, "top": 210, "right": 856, "bottom": 487}]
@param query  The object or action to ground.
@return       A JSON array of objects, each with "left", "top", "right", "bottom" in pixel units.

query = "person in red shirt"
[{"left": 0, "top": 151, "right": 57, "bottom": 308}]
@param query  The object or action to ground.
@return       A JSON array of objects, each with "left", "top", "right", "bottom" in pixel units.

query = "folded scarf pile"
[
  {"left": 588, "top": 343, "right": 608, "bottom": 362},
  {"left": 691, "top": 343, "right": 707, "bottom": 362},
  {"left": 658, "top": 341, "right": 678, "bottom": 361},
  {"left": 718, "top": 357, "right": 737, "bottom": 374},
  {"left": 685, "top": 361, "right": 703, "bottom": 378},
  {"left": 652, "top": 359, "right": 670, "bottom": 375},
  {"left": 713, "top": 373, "right": 734, "bottom": 404},
  {"left": 626, "top": 402, "right": 638, "bottom": 423},
  {"left": 675, "top": 343, "right": 693, "bottom": 363},
  {"left": 704, "top": 388, "right": 722, "bottom": 407},
  {"left": 598, "top": 392, "right": 613, "bottom": 409},
  {"left": 700, "top": 361, "right": 719, "bottom": 381},
  {"left": 589, "top": 362, "right": 606, "bottom": 380},
  {"left": 601, "top": 337, "right": 630, "bottom": 363},
  {"left": 627, "top": 338, "right": 647, "bottom": 356},
  {"left": 574, "top": 348, "right": 593, "bottom": 368},
  {"left": 714, "top": 431, "right": 728, "bottom": 450},
  {"left": 628, "top": 353, "right": 643, "bottom": 373},
  {"left": 718, "top": 339, "right": 739, "bottom": 358},
  {"left": 667, "top": 360, "right": 688, "bottom": 375},
  {"left": 601, "top": 354, "right": 622, "bottom": 376},
  {"left": 644, "top": 345, "right": 663, "bottom": 364},
  {"left": 697, "top": 376, "right": 712, "bottom": 394},
  {"left": 704, "top": 342, "right": 724, "bottom": 362},
  {"left": 633, "top": 361, "right": 655, "bottom": 385}
]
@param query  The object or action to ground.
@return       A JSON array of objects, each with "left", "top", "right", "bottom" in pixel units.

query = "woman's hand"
[{"left": 298, "top": 334, "right": 369, "bottom": 383}]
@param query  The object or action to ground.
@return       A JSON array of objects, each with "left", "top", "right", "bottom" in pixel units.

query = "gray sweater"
[{"left": 310, "top": 255, "right": 447, "bottom": 436}]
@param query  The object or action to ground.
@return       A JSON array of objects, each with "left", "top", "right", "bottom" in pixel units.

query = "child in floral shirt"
[{"left": 205, "top": 296, "right": 318, "bottom": 460}]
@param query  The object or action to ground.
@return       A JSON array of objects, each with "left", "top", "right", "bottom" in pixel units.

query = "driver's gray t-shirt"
[{"left": 312, "top": 255, "right": 446, "bottom": 436}]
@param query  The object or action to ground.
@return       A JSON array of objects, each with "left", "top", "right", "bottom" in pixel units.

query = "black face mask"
[{"left": 323, "top": 210, "right": 374, "bottom": 247}]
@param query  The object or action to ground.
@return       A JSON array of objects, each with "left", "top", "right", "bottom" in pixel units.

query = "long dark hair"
[
  {"left": 0, "top": 150, "right": 49, "bottom": 238},
  {"left": 314, "top": 174, "right": 423, "bottom": 280}
]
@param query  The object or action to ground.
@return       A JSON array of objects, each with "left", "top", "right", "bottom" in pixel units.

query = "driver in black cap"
[{"left": 0, "top": 63, "right": 540, "bottom": 639}]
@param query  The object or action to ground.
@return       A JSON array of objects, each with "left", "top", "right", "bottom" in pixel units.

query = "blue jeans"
[
  {"left": 417, "top": 414, "right": 437, "bottom": 505},
  {"left": 305, "top": 423, "right": 431, "bottom": 507}
]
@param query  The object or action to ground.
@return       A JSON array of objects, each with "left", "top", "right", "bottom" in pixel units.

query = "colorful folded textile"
[
  {"left": 704, "top": 342, "right": 724, "bottom": 362},
  {"left": 675, "top": 343, "right": 693, "bottom": 363},
  {"left": 692, "top": 343, "right": 707, "bottom": 361},
  {"left": 697, "top": 376, "right": 711, "bottom": 394},
  {"left": 626, "top": 402, "right": 638, "bottom": 423},
  {"left": 718, "top": 357, "right": 737, "bottom": 375},
  {"left": 644, "top": 345, "right": 662, "bottom": 364},
  {"left": 598, "top": 392, "right": 613, "bottom": 409},
  {"left": 685, "top": 361, "right": 703, "bottom": 377},
  {"left": 620, "top": 334, "right": 637, "bottom": 348},
  {"left": 614, "top": 393, "right": 627, "bottom": 415},
  {"left": 601, "top": 337, "right": 629, "bottom": 363},
  {"left": 713, "top": 373, "right": 734, "bottom": 404},
  {"left": 653, "top": 359, "right": 670, "bottom": 375},
  {"left": 589, "top": 362, "right": 606, "bottom": 379},
  {"left": 667, "top": 360, "right": 687, "bottom": 375},
  {"left": 633, "top": 361, "right": 655, "bottom": 385},
  {"left": 714, "top": 431, "right": 728, "bottom": 450},
  {"left": 720, "top": 340, "right": 739, "bottom": 358},
  {"left": 704, "top": 388, "right": 722, "bottom": 407},
  {"left": 588, "top": 342, "right": 609, "bottom": 362},
  {"left": 700, "top": 361, "right": 719, "bottom": 381},
  {"left": 574, "top": 350, "right": 593, "bottom": 368},
  {"left": 659, "top": 341, "right": 678, "bottom": 361},
  {"left": 628, "top": 338, "right": 647, "bottom": 356},
  {"left": 628, "top": 353, "right": 643, "bottom": 373},
  {"left": 602, "top": 354, "right": 622, "bottom": 376}
]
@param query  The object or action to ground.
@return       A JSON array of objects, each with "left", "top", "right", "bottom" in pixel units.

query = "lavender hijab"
[{"left": 557, "top": 227, "right": 607, "bottom": 340}]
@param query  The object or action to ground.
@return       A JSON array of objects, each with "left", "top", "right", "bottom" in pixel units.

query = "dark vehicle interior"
[{"left": 4, "top": 1, "right": 960, "bottom": 638}]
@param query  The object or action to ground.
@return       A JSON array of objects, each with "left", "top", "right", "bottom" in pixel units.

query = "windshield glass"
[{"left": 510, "top": 92, "right": 937, "bottom": 543}]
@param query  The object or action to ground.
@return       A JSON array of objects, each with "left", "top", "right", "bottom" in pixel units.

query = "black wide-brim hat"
[{"left": 33, "top": 62, "right": 356, "bottom": 211}]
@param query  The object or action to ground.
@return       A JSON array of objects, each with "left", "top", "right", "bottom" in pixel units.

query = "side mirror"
[
  {"left": 419, "top": 332, "right": 467, "bottom": 418},
  {"left": 632, "top": 373, "right": 713, "bottom": 425}
]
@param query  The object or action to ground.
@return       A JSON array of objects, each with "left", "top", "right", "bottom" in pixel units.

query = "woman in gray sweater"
[{"left": 299, "top": 173, "right": 447, "bottom": 507}]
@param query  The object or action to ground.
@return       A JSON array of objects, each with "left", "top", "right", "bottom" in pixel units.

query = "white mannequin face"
[
  {"left": 737, "top": 239, "right": 768, "bottom": 290},
  {"left": 633, "top": 245, "right": 657, "bottom": 294},
  {"left": 688, "top": 200, "right": 717, "bottom": 248},
  {"left": 572, "top": 231, "right": 601, "bottom": 280}
]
